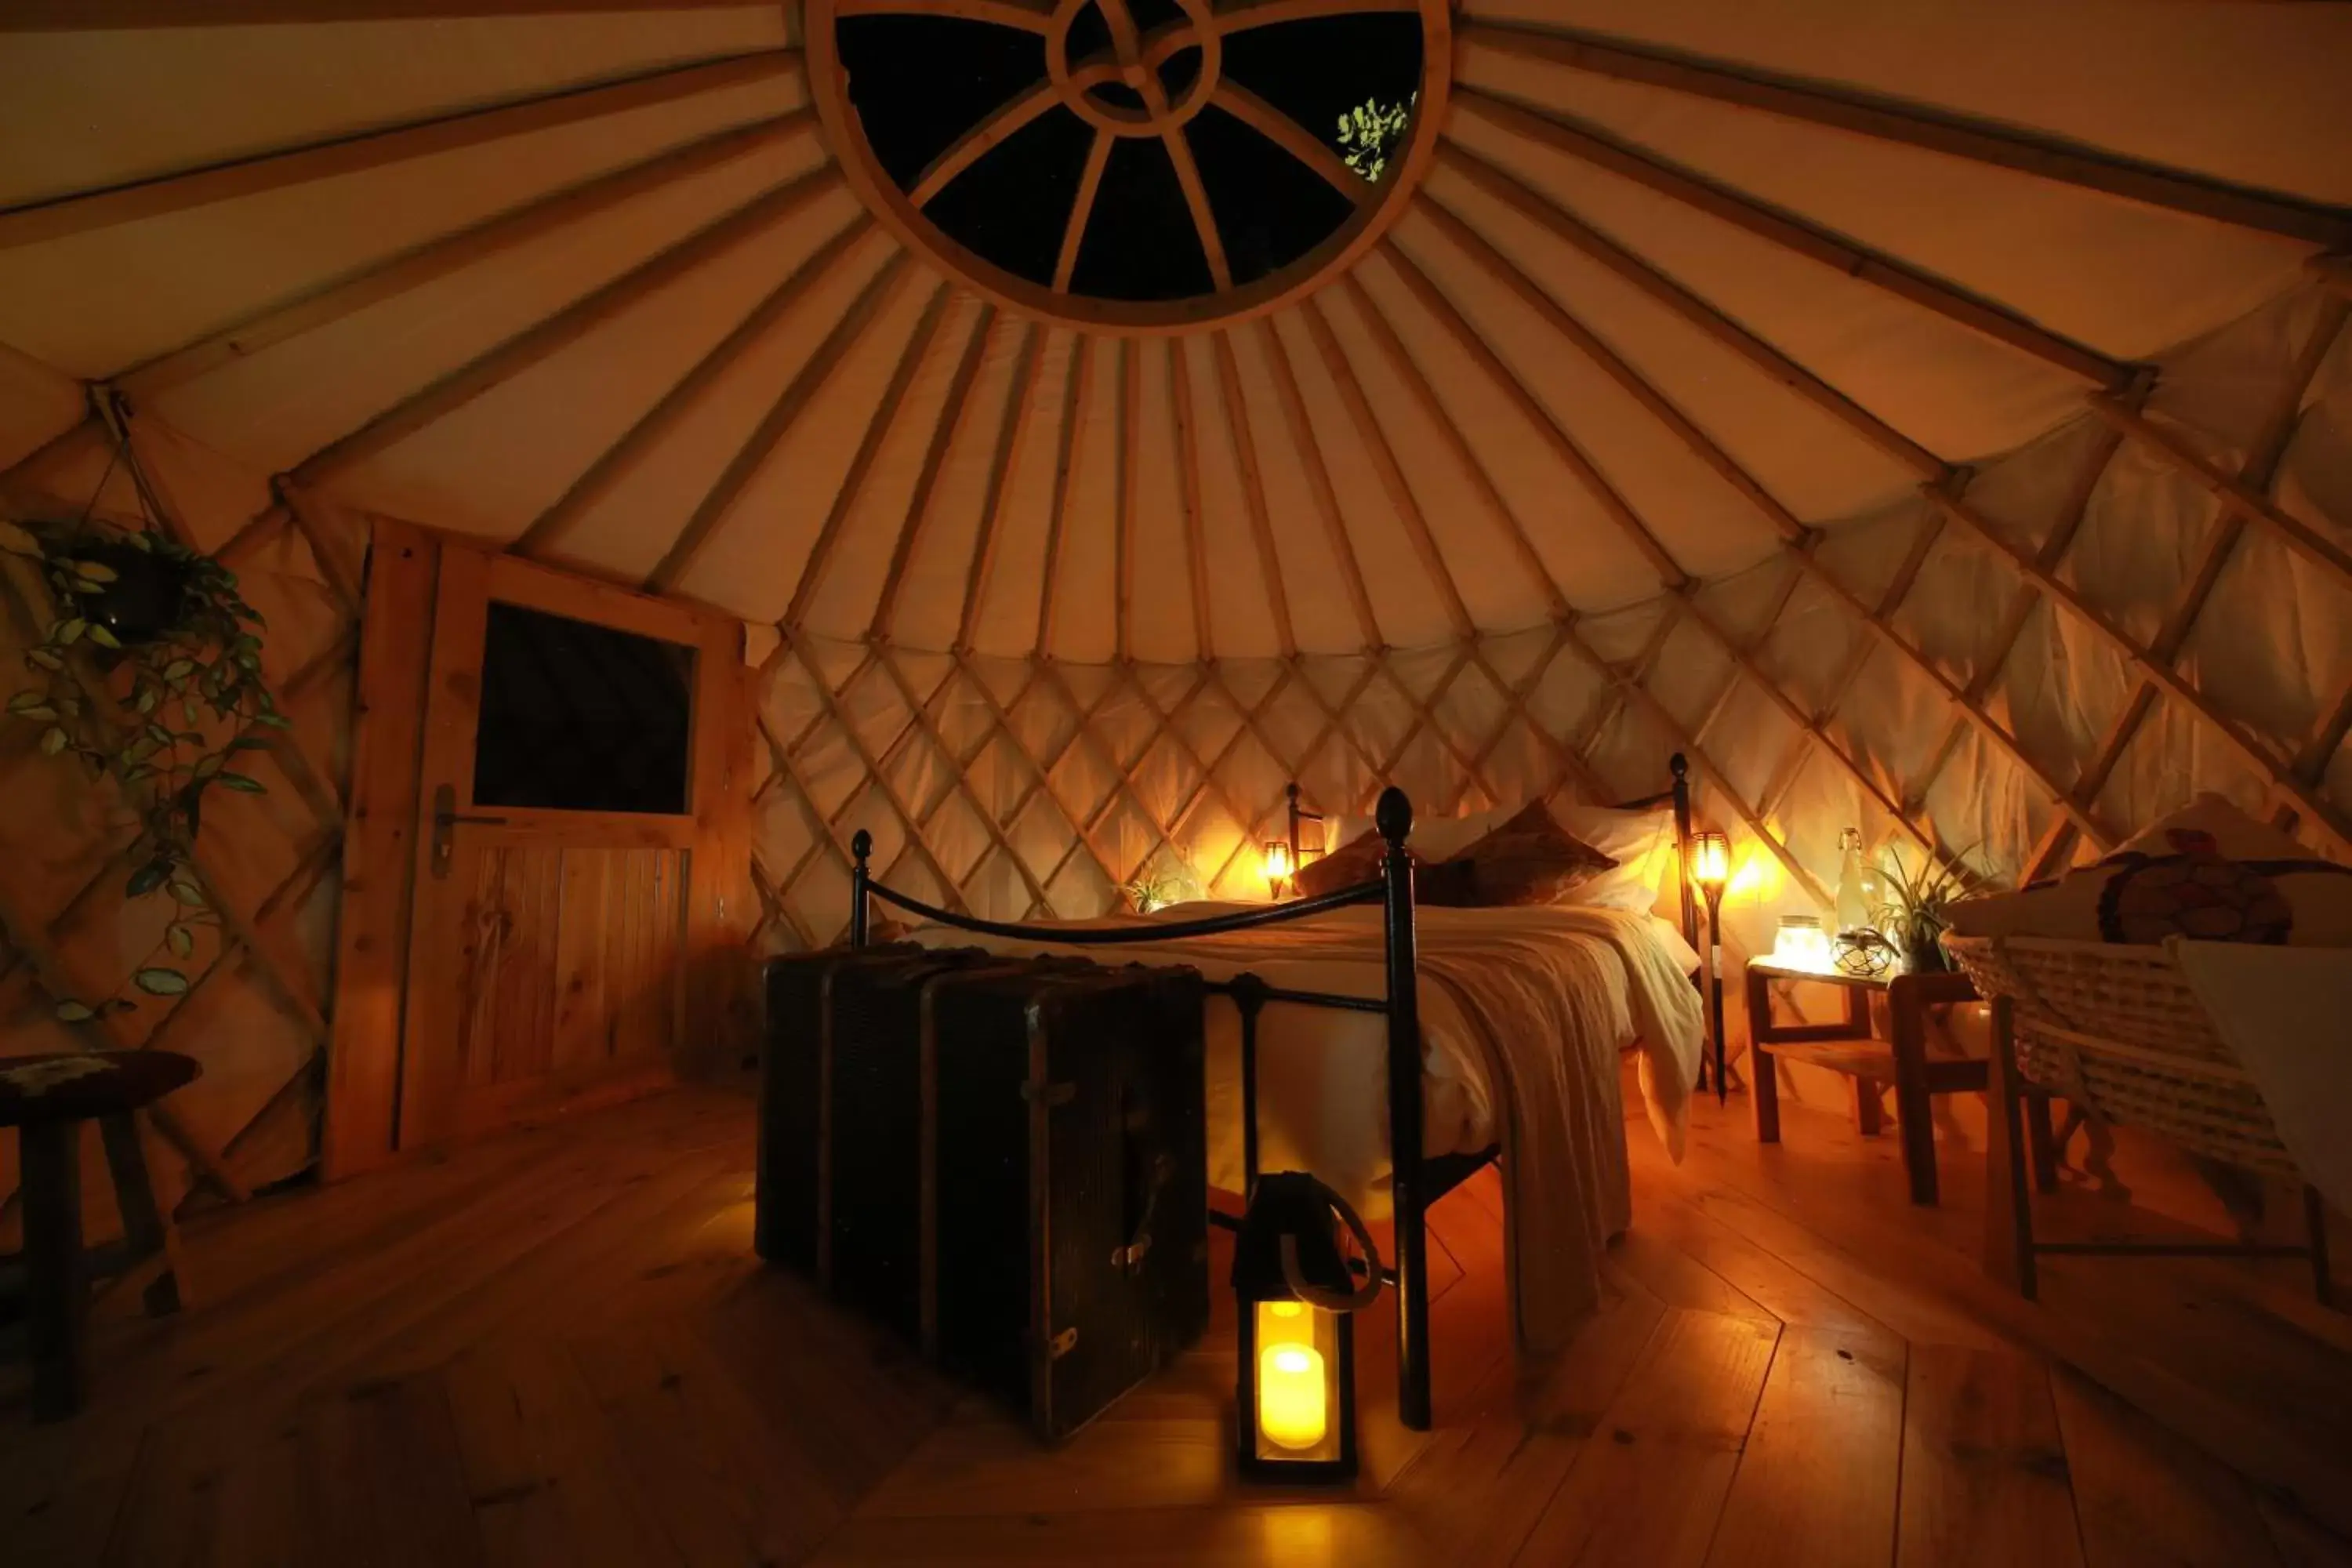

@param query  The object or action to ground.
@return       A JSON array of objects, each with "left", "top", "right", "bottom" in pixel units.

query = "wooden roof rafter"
[
  {"left": 117, "top": 109, "right": 821, "bottom": 397},
  {"left": 956, "top": 321, "right": 1048, "bottom": 652},
  {"left": 290, "top": 164, "right": 848, "bottom": 490},
  {"left": 642, "top": 236, "right": 907, "bottom": 594},
  {"left": 869, "top": 302, "right": 1000, "bottom": 642},
  {"left": 0, "top": 48, "right": 804, "bottom": 252},
  {"left": 1449, "top": 88, "right": 2136, "bottom": 389},
  {"left": 1034, "top": 332, "right": 1094, "bottom": 656},
  {"left": 1457, "top": 20, "right": 2352, "bottom": 249}
]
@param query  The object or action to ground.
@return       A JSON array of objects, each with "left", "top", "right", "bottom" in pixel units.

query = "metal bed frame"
[{"left": 845, "top": 756, "right": 1695, "bottom": 1432}]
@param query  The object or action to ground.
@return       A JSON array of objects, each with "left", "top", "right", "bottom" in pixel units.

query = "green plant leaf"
[
  {"left": 255, "top": 711, "right": 292, "bottom": 729},
  {"left": 132, "top": 967, "right": 189, "bottom": 996},
  {"left": 217, "top": 771, "right": 265, "bottom": 793},
  {"left": 84, "top": 622, "right": 121, "bottom": 650},
  {"left": 121, "top": 763, "right": 158, "bottom": 783},
  {"left": 168, "top": 878, "right": 206, "bottom": 908},
  {"left": 227, "top": 735, "right": 273, "bottom": 753},
  {"left": 167, "top": 923, "right": 194, "bottom": 959},
  {"left": 41, "top": 725, "right": 67, "bottom": 755},
  {"left": 56, "top": 618, "right": 86, "bottom": 644},
  {"left": 146, "top": 722, "right": 173, "bottom": 748},
  {"left": 7, "top": 690, "right": 47, "bottom": 713},
  {"left": 136, "top": 685, "right": 158, "bottom": 713},
  {"left": 25, "top": 648, "right": 63, "bottom": 671},
  {"left": 164, "top": 658, "right": 194, "bottom": 681},
  {"left": 126, "top": 858, "right": 172, "bottom": 898},
  {"left": 72, "top": 559, "right": 118, "bottom": 584},
  {"left": 53, "top": 1000, "right": 96, "bottom": 1023},
  {"left": 0, "top": 520, "right": 43, "bottom": 557}
]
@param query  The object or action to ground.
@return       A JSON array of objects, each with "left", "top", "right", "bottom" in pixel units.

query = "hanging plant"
[{"left": 1, "top": 430, "right": 282, "bottom": 1020}]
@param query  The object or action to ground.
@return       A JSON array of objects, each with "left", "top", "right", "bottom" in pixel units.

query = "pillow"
[
  {"left": 1436, "top": 800, "right": 1617, "bottom": 907},
  {"left": 1318, "top": 802, "right": 1515, "bottom": 864},
  {"left": 1944, "top": 793, "right": 2352, "bottom": 947},
  {"left": 1289, "top": 829, "right": 1485, "bottom": 907},
  {"left": 1549, "top": 800, "right": 1677, "bottom": 912}
]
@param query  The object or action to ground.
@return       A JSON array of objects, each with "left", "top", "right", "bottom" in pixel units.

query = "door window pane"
[{"left": 472, "top": 601, "right": 694, "bottom": 814}]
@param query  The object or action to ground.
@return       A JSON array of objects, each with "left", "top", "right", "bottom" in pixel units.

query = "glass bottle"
[{"left": 1835, "top": 827, "right": 1869, "bottom": 936}]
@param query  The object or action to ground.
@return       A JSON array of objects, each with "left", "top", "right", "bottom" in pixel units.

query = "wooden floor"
[{"left": 6, "top": 1076, "right": 2352, "bottom": 1567}]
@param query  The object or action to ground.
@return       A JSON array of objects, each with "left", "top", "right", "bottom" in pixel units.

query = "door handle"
[{"left": 430, "top": 782, "right": 509, "bottom": 878}]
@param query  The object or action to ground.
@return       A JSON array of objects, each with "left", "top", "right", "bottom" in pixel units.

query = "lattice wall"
[
  {"left": 0, "top": 416, "right": 361, "bottom": 1232},
  {"left": 748, "top": 289, "right": 2352, "bottom": 959}
]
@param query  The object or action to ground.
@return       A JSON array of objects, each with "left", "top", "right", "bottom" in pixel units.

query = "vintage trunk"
[{"left": 923, "top": 961, "right": 1210, "bottom": 1442}]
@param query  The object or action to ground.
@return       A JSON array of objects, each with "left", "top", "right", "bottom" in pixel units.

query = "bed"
[{"left": 846, "top": 758, "right": 1706, "bottom": 1430}]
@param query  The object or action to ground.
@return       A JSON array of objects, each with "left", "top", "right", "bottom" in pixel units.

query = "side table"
[{"left": 1746, "top": 960, "right": 2054, "bottom": 1206}]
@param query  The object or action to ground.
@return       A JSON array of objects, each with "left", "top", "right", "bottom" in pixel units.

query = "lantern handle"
[{"left": 1279, "top": 1192, "right": 1384, "bottom": 1313}]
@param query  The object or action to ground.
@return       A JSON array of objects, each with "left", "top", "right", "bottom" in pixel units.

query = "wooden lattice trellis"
[{"left": 0, "top": 412, "right": 360, "bottom": 1236}]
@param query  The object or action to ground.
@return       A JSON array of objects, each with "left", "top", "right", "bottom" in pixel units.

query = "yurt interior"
[{"left": 5, "top": 1, "right": 2352, "bottom": 1563}]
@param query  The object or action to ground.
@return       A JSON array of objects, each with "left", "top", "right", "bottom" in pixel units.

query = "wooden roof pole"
[
  {"left": 1457, "top": 20, "right": 2352, "bottom": 249},
  {"left": 117, "top": 111, "right": 818, "bottom": 396},
  {"left": 1211, "top": 82, "right": 1367, "bottom": 202},
  {"left": 869, "top": 304, "right": 1000, "bottom": 641},
  {"left": 1298, "top": 297, "right": 1475, "bottom": 640},
  {"left": 8, "top": 0, "right": 795, "bottom": 24},
  {"left": 1397, "top": 197, "right": 2102, "bottom": 851},
  {"left": 1450, "top": 89, "right": 2133, "bottom": 389},
  {"left": 1396, "top": 203, "right": 1809, "bottom": 545},
  {"left": 1338, "top": 267, "right": 1575, "bottom": 619},
  {"left": 291, "top": 166, "right": 847, "bottom": 489},
  {"left": 1435, "top": 142, "right": 1953, "bottom": 482},
  {"left": 1034, "top": 334, "right": 1093, "bottom": 655},
  {"left": 0, "top": 49, "right": 800, "bottom": 252},
  {"left": 517, "top": 216, "right": 877, "bottom": 560},
  {"left": 956, "top": 321, "right": 1047, "bottom": 650},
  {"left": 910, "top": 83, "right": 1062, "bottom": 207},
  {"left": 644, "top": 241, "right": 907, "bottom": 593},
  {"left": 782, "top": 282, "right": 954, "bottom": 630},
  {"left": 1115, "top": 338, "right": 1140, "bottom": 663},
  {"left": 1208, "top": 332, "right": 1297, "bottom": 660},
  {"left": 1168, "top": 339, "right": 1215, "bottom": 660},
  {"left": 1254, "top": 318, "right": 1381, "bottom": 652}
]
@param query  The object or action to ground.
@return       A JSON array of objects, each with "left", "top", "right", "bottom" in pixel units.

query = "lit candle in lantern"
[
  {"left": 1258, "top": 1343, "right": 1329, "bottom": 1450},
  {"left": 1263, "top": 840, "right": 1293, "bottom": 899}
]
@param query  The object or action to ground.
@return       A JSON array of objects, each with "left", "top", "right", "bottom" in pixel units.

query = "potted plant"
[
  {"left": 1872, "top": 844, "right": 1976, "bottom": 974},
  {"left": 2, "top": 512, "right": 283, "bottom": 1018}
]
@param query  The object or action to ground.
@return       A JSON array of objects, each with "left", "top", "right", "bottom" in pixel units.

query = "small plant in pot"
[
  {"left": 1871, "top": 844, "right": 1976, "bottom": 974},
  {"left": 2, "top": 512, "right": 282, "bottom": 1018}
]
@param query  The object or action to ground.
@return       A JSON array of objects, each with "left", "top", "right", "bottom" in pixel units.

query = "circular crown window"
[{"left": 806, "top": 0, "right": 1450, "bottom": 332}]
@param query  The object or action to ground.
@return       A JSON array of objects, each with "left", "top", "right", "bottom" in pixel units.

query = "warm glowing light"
[
  {"left": 1263, "top": 840, "right": 1293, "bottom": 898},
  {"left": 1768, "top": 916, "right": 1836, "bottom": 974},
  {"left": 1258, "top": 1299, "right": 1312, "bottom": 1350},
  {"left": 1258, "top": 1345, "right": 1329, "bottom": 1450},
  {"left": 1690, "top": 831, "right": 1731, "bottom": 891}
]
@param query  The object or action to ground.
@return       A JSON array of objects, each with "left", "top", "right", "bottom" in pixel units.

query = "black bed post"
[
  {"left": 1668, "top": 754, "right": 1697, "bottom": 956},
  {"left": 849, "top": 829, "right": 872, "bottom": 949},
  {"left": 1286, "top": 782, "right": 1303, "bottom": 873},
  {"left": 1377, "top": 786, "right": 1431, "bottom": 1432}
]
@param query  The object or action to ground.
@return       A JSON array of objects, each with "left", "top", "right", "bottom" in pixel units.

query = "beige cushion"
[{"left": 1945, "top": 793, "right": 2352, "bottom": 947}]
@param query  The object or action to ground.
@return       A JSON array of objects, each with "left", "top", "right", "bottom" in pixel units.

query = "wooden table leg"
[
  {"left": 1747, "top": 967, "right": 1779, "bottom": 1142},
  {"left": 1853, "top": 1080, "right": 1884, "bottom": 1137},
  {"left": 1888, "top": 975, "right": 1939, "bottom": 1206},
  {"left": 20, "top": 1120, "right": 86, "bottom": 1422}
]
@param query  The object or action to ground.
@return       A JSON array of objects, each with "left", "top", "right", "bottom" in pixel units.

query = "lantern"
[
  {"left": 1769, "top": 914, "right": 1835, "bottom": 974},
  {"left": 1263, "top": 840, "right": 1294, "bottom": 900},
  {"left": 1689, "top": 830, "right": 1732, "bottom": 1102},
  {"left": 1232, "top": 1173, "right": 1379, "bottom": 1482}
]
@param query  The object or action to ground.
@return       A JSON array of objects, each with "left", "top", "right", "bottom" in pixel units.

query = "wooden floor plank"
[
  {"left": 2051, "top": 1366, "right": 2284, "bottom": 1568},
  {"left": 1896, "top": 1345, "right": 2082, "bottom": 1568},
  {"left": 1508, "top": 1308, "right": 1780, "bottom": 1568},
  {"left": 1703, "top": 1327, "right": 1905, "bottom": 1568},
  {"left": 11, "top": 1083, "right": 2347, "bottom": 1568}
]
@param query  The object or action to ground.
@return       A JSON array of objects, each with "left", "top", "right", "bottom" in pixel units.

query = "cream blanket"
[
  {"left": 2170, "top": 937, "right": 2352, "bottom": 1214},
  {"left": 910, "top": 902, "right": 1703, "bottom": 1357}
]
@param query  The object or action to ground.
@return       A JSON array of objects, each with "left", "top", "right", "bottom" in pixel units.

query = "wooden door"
[{"left": 331, "top": 530, "right": 753, "bottom": 1163}]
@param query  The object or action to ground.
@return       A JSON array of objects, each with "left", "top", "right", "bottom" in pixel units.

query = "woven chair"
[{"left": 1943, "top": 933, "right": 2332, "bottom": 1304}]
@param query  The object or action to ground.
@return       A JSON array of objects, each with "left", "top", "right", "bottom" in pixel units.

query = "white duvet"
[{"left": 911, "top": 901, "right": 1704, "bottom": 1354}]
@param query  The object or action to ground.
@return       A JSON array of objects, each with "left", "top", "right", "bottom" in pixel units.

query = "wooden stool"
[{"left": 2, "top": 1050, "right": 200, "bottom": 1421}]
